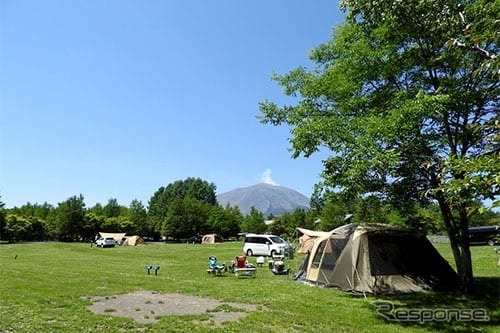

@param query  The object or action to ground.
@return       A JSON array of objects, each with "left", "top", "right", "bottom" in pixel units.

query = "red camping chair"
[
  {"left": 233, "top": 255, "right": 256, "bottom": 278},
  {"left": 236, "top": 255, "right": 247, "bottom": 269}
]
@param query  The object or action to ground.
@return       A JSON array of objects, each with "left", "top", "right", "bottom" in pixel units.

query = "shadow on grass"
[{"left": 364, "top": 277, "right": 499, "bottom": 332}]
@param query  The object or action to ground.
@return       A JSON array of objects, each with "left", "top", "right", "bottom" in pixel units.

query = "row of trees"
[
  {"left": 1, "top": 179, "right": 497, "bottom": 243},
  {"left": 0, "top": 195, "right": 149, "bottom": 243},
  {"left": 0, "top": 178, "right": 231, "bottom": 242},
  {"left": 0, "top": 177, "right": 305, "bottom": 242}
]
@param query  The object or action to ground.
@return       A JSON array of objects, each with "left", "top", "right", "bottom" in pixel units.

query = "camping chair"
[
  {"left": 233, "top": 255, "right": 256, "bottom": 278},
  {"left": 206, "top": 256, "right": 226, "bottom": 276}
]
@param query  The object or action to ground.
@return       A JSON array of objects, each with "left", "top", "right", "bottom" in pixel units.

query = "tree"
[
  {"left": 446, "top": 0, "right": 498, "bottom": 78},
  {"left": 267, "top": 214, "right": 288, "bottom": 237},
  {"left": 259, "top": 0, "right": 498, "bottom": 293},
  {"left": 320, "top": 200, "right": 349, "bottom": 231},
  {"left": 302, "top": 210, "right": 319, "bottom": 230},
  {"left": 208, "top": 204, "right": 242, "bottom": 239},
  {"left": 226, "top": 205, "right": 244, "bottom": 238},
  {"left": 84, "top": 212, "right": 104, "bottom": 239},
  {"left": 4, "top": 214, "right": 30, "bottom": 242},
  {"left": 162, "top": 197, "right": 211, "bottom": 240},
  {"left": 127, "top": 199, "right": 149, "bottom": 236},
  {"left": 88, "top": 203, "right": 104, "bottom": 216},
  {"left": 0, "top": 196, "right": 5, "bottom": 241},
  {"left": 100, "top": 216, "right": 123, "bottom": 233},
  {"left": 148, "top": 178, "right": 217, "bottom": 238},
  {"left": 103, "top": 198, "right": 122, "bottom": 218},
  {"left": 147, "top": 186, "right": 169, "bottom": 238},
  {"left": 3, "top": 202, "right": 55, "bottom": 241},
  {"left": 291, "top": 208, "right": 308, "bottom": 230},
  {"left": 241, "top": 207, "right": 266, "bottom": 234},
  {"left": 54, "top": 195, "right": 86, "bottom": 241}
]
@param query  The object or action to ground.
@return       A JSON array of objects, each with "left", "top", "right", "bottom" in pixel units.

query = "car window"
[{"left": 269, "top": 236, "right": 284, "bottom": 244}]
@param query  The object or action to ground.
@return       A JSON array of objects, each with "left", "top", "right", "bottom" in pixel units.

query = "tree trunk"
[{"left": 436, "top": 195, "right": 475, "bottom": 293}]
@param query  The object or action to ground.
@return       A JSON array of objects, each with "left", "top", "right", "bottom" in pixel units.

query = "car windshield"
[{"left": 270, "top": 236, "right": 285, "bottom": 244}]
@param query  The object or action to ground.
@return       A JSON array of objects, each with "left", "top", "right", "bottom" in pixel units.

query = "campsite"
[
  {"left": 2, "top": 1, "right": 498, "bottom": 331},
  {"left": 0, "top": 239, "right": 498, "bottom": 332}
]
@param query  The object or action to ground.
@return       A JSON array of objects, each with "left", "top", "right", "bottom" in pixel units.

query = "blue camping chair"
[{"left": 207, "top": 256, "right": 226, "bottom": 276}]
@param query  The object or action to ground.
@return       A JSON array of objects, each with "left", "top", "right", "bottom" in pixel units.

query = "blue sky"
[{"left": 0, "top": 0, "right": 344, "bottom": 208}]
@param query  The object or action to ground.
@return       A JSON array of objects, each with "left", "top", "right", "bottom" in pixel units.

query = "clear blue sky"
[{"left": 1, "top": 0, "right": 344, "bottom": 208}]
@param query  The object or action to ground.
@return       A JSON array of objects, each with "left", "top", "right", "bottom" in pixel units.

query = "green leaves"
[
  {"left": 241, "top": 207, "right": 266, "bottom": 234},
  {"left": 260, "top": 0, "right": 497, "bottom": 207},
  {"left": 259, "top": 0, "right": 497, "bottom": 291}
]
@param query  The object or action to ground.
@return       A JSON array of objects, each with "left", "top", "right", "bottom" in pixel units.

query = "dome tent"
[
  {"left": 294, "top": 223, "right": 458, "bottom": 294},
  {"left": 202, "top": 234, "right": 224, "bottom": 244},
  {"left": 122, "top": 235, "right": 146, "bottom": 246}
]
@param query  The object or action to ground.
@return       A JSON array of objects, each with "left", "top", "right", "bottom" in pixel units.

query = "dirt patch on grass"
[{"left": 86, "top": 291, "right": 260, "bottom": 327}]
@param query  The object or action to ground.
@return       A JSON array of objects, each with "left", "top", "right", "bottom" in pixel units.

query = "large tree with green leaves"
[
  {"left": 54, "top": 194, "right": 87, "bottom": 241},
  {"left": 259, "top": 0, "right": 498, "bottom": 293},
  {"left": 127, "top": 199, "right": 149, "bottom": 236},
  {"left": 103, "top": 198, "right": 122, "bottom": 218},
  {"left": 148, "top": 178, "right": 218, "bottom": 238},
  {"left": 162, "top": 197, "right": 211, "bottom": 240},
  {"left": 241, "top": 207, "right": 267, "bottom": 234},
  {"left": 208, "top": 204, "right": 243, "bottom": 239},
  {"left": 268, "top": 208, "right": 311, "bottom": 238}
]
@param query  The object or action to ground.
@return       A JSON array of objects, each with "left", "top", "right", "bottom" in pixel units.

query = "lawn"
[{"left": 0, "top": 241, "right": 498, "bottom": 332}]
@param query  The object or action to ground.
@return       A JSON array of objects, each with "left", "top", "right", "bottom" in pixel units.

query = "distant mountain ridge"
[{"left": 217, "top": 183, "right": 310, "bottom": 216}]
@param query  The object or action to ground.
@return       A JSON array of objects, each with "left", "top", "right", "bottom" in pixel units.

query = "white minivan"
[{"left": 243, "top": 234, "right": 288, "bottom": 257}]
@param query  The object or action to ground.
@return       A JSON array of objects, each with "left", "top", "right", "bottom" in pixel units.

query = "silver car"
[{"left": 96, "top": 237, "right": 116, "bottom": 248}]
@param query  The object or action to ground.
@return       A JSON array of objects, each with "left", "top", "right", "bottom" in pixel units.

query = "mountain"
[{"left": 217, "top": 183, "right": 310, "bottom": 216}]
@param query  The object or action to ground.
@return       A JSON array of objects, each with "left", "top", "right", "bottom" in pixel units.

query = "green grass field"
[{"left": 0, "top": 241, "right": 498, "bottom": 332}]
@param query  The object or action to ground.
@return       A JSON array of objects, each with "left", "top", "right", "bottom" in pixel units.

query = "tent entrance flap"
[
  {"left": 307, "top": 239, "right": 327, "bottom": 282},
  {"left": 316, "top": 237, "right": 349, "bottom": 285}
]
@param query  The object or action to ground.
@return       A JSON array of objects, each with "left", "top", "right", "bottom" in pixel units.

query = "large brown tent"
[
  {"left": 122, "top": 235, "right": 146, "bottom": 246},
  {"left": 294, "top": 223, "right": 458, "bottom": 293},
  {"left": 202, "top": 234, "right": 223, "bottom": 244}
]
